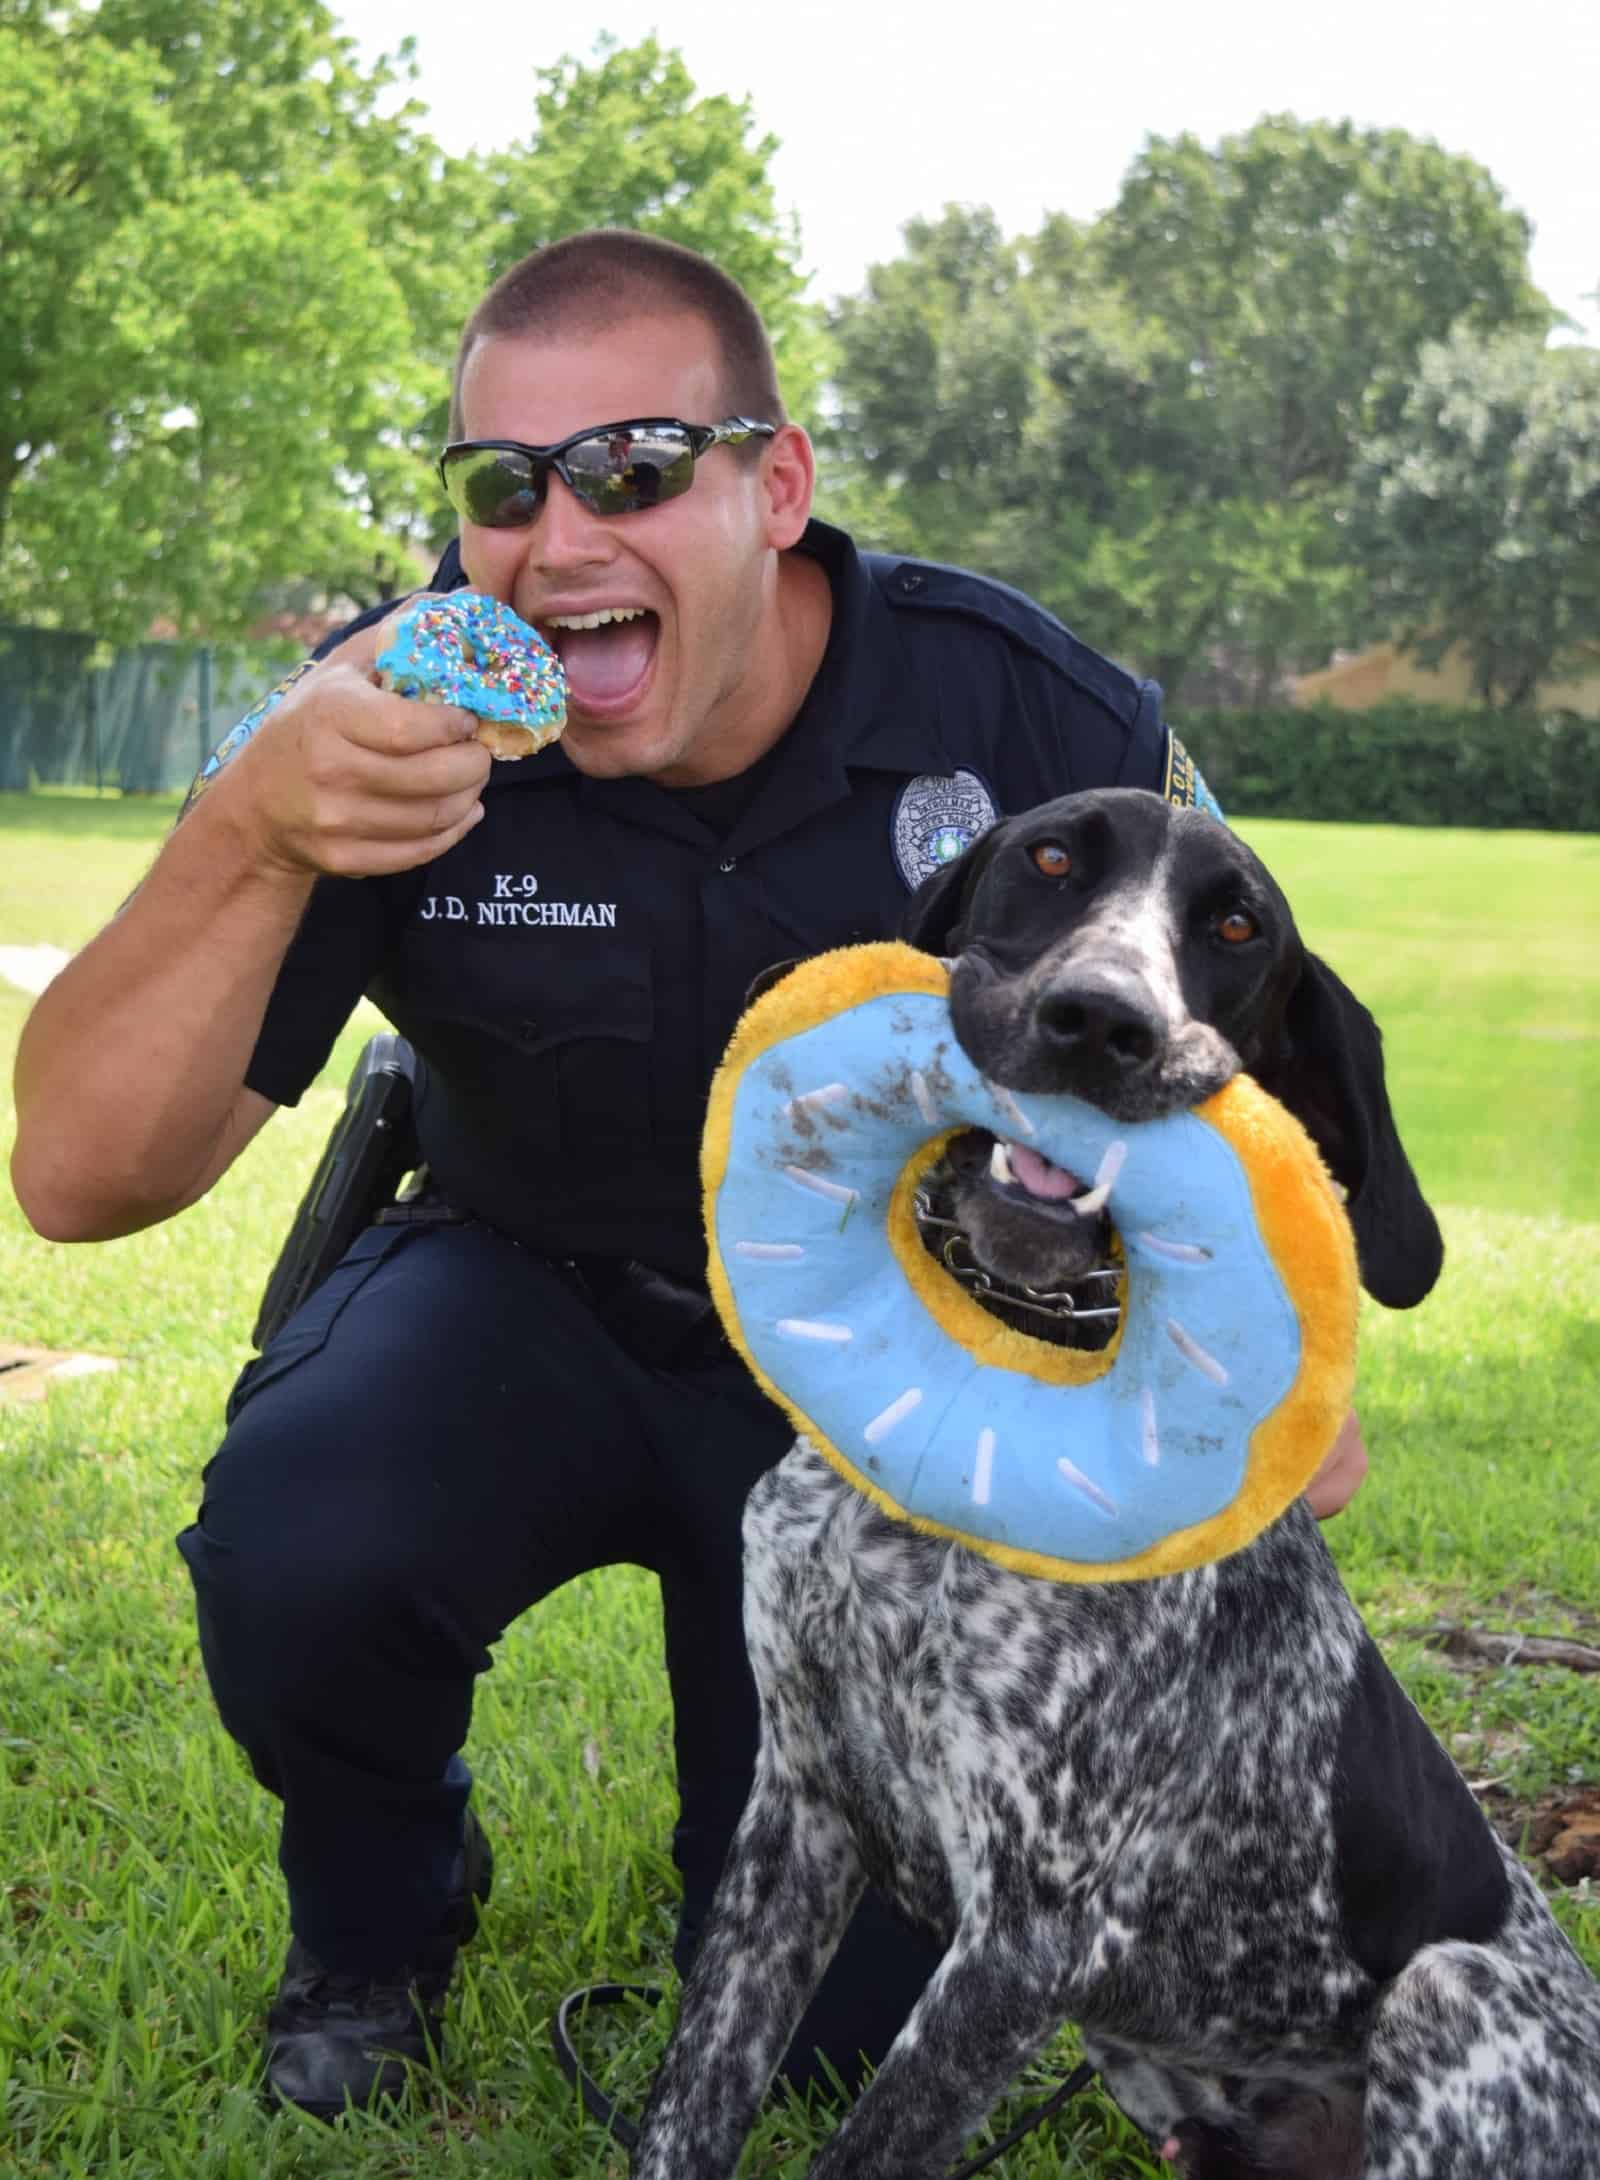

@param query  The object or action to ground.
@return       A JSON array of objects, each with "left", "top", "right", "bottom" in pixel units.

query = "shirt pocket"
[
  {"left": 398, "top": 927, "right": 656, "bottom": 1156},
  {"left": 535, "top": 939, "right": 657, "bottom": 1152}
]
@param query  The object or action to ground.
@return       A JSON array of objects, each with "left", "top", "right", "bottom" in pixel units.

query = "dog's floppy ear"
[
  {"left": 1254, "top": 952, "right": 1443, "bottom": 1309},
  {"left": 900, "top": 822, "right": 1010, "bottom": 955}
]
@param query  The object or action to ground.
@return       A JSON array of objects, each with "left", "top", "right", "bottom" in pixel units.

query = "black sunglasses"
[{"left": 437, "top": 416, "right": 777, "bottom": 529}]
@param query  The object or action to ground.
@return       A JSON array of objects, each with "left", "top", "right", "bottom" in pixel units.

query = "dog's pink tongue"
[
  {"left": 1008, "top": 1142, "right": 1085, "bottom": 1201},
  {"left": 554, "top": 619, "right": 655, "bottom": 706}
]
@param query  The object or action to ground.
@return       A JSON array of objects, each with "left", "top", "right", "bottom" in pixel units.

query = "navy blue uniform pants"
[{"left": 177, "top": 1220, "right": 937, "bottom": 2081}]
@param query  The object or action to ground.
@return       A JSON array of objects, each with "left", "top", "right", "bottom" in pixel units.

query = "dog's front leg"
[
  {"left": 803, "top": 1918, "right": 1067, "bottom": 2180},
  {"left": 632, "top": 1764, "right": 866, "bottom": 2180}
]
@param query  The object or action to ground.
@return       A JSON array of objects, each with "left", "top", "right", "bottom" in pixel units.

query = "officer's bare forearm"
[{"left": 10, "top": 792, "right": 312, "bottom": 1241}]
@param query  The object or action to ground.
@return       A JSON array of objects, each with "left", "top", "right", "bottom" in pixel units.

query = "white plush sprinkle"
[
  {"left": 984, "top": 1080, "right": 1036, "bottom": 1137},
  {"left": 1056, "top": 1456, "right": 1120, "bottom": 1518},
  {"left": 985, "top": 1076, "right": 1033, "bottom": 1133},
  {"left": 909, "top": 1069, "right": 940, "bottom": 1126},
  {"left": 1137, "top": 1232, "right": 1212, "bottom": 1264},
  {"left": 782, "top": 1165, "right": 858, "bottom": 1206},
  {"left": 865, "top": 1388, "right": 924, "bottom": 1445},
  {"left": 1140, "top": 1385, "right": 1162, "bottom": 1467},
  {"left": 732, "top": 1241, "right": 806, "bottom": 1261},
  {"left": 776, "top": 1318, "right": 854, "bottom": 1343},
  {"left": 973, "top": 1427, "right": 997, "bottom": 1505},
  {"left": 1167, "top": 1317, "right": 1230, "bottom": 1386},
  {"left": 786, "top": 1082, "right": 849, "bottom": 1119}
]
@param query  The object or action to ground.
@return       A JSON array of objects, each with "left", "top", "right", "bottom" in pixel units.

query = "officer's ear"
[{"left": 900, "top": 822, "right": 1011, "bottom": 956}]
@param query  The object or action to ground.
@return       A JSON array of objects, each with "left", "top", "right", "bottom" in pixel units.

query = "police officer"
[{"left": 12, "top": 230, "right": 1363, "bottom": 2120}]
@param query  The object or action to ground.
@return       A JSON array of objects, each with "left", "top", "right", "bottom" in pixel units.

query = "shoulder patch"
[
  {"left": 181, "top": 661, "right": 316, "bottom": 816},
  {"left": 1163, "top": 732, "right": 1224, "bottom": 821},
  {"left": 891, "top": 769, "right": 998, "bottom": 890}
]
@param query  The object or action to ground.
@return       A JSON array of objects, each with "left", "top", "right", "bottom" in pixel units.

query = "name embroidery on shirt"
[{"left": 417, "top": 871, "right": 617, "bottom": 928}]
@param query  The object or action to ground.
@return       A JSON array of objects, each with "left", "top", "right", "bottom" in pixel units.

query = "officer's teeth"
[
  {"left": 546, "top": 606, "right": 647, "bottom": 631},
  {"left": 990, "top": 1141, "right": 1016, "bottom": 1186}
]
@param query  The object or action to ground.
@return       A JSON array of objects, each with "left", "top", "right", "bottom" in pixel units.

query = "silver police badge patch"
[{"left": 891, "top": 769, "right": 998, "bottom": 891}]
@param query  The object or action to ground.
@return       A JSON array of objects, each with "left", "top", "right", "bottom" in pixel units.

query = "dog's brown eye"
[
  {"left": 1216, "top": 909, "right": 1258, "bottom": 945},
  {"left": 1031, "top": 841, "right": 1072, "bottom": 878}
]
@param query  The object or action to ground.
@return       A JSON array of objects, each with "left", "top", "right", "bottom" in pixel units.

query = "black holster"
[{"left": 252, "top": 1034, "right": 430, "bottom": 1349}]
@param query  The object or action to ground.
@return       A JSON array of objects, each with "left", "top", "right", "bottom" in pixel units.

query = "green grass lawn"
[{"left": 1, "top": 791, "right": 1597, "bottom": 2178}]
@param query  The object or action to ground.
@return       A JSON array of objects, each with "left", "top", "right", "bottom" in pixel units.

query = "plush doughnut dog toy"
[
  {"left": 703, "top": 942, "right": 1359, "bottom": 1583},
  {"left": 374, "top": 591, "right": 566, "bottom": 759}
]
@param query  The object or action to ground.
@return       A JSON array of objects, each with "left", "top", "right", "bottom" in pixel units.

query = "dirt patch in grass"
[{"left": 1481, "top": 1784, "right": 1600, "bottom": 1886}]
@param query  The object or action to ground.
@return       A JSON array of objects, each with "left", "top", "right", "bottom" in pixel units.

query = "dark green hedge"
[{"left": 1179, "top": 701, "right": 1600, "bottom": 831}]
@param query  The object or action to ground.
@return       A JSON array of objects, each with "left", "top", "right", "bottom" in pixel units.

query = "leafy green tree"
[
  {"left": 822, "top": 118, "right": 1551, "bottom": 700},
  {"left": 1353, "top": 330, "right": 1600, "bottom": 707},
  {"left": 1095, "top": 115, "right": 1549, "bottom": 499},
  {"left": 483, "top": 37, "right": 813, "bottom": 374},
  {"left": 2, "top": 0, "right": 444, "bottom": 637},
  {"left": 2, "top": 11, "right": 818, "bottom": 639},
  {"left": 817, "top": 205, "right": 1036, "bottom": 556}
]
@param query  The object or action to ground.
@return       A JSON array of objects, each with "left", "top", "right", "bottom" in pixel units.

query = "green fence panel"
[{"left": 0, "top": 624, "right": 298, "bottom": 795}]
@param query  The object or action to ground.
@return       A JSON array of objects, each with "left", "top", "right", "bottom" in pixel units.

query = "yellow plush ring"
[{"left": 703, "top": 943, "right": 1359, "bottom": 1582}]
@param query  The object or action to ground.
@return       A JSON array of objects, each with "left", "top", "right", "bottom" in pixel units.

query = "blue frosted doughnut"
[
  {"left": 375, "top": 591, "right": 566, "bottom": 754},
  {"left": 703, "top": 943, "right": 1359, "bottom": 1583}
]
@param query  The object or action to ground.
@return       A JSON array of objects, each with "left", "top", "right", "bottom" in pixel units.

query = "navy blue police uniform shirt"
[{"left": 244, "top": 518, "right": 1195, "bottom": 1283}]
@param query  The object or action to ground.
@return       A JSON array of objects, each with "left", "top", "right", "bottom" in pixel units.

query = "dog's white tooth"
[
  {"left": 1071, "top": 1138, "right": 1129, "bottom": 1217},
  {"left": 990, "top": 1140, "right": 1015, "bottom": 1186}
]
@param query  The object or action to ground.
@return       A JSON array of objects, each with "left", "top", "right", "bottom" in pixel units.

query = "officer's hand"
[
  {"left": 1305, "top": 1409, "right": 1368, "bottom": 1519},
  {"left": 219, "top": 603, "right": 494, "bottom": 880}
]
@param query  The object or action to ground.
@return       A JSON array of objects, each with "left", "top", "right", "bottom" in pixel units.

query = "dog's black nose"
[{"left": 1033, "top": 980, "right": 1161, "bottom": 1074}]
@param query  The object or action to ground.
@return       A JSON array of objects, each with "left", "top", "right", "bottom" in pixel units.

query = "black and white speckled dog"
[{"left": 632, "top": 789, "right": 1600, "bottom": 2180}]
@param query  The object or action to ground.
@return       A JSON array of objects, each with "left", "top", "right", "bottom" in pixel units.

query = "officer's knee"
[{"left": 179, "top": 1401, "right": 458, "bottom": 1708}]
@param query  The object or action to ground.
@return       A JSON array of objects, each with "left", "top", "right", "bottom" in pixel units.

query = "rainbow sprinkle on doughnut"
[{"left": 375, "top": 591, "right": 566, "bottom": 748}]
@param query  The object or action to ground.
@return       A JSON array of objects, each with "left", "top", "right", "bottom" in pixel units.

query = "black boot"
[{"left": 264, "top": 1808, "right": 494, "bottom": 2119}]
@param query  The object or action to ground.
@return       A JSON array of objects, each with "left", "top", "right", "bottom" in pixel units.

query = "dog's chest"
[
  {"left": 742, "top": 1457, "right": 1037, "bottom": 1923},
  {"left": 743, "top": 1446, "right": 1381, "bottom": 2053},
  {"left": 742, "top": 1447, "right": 1214, "bottom": 1936}
]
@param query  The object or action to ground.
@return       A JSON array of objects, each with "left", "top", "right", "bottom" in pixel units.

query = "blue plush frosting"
[{"left": 714, "top": 989, "right": 1305, "bottom": 1568}]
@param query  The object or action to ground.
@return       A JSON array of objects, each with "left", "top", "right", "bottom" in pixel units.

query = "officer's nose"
[{"left": 524, "top": 475, "right": 613, "bottom": 574}]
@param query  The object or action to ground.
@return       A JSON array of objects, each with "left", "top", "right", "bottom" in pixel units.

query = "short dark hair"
[{"left": 448, "top": 229, "right": 787, "bottom": 439}]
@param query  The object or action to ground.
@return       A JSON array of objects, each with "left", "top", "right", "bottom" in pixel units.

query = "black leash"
[
  {"left": 549, "top": 1981, "right": 1097, "bottom": 2173},
  {"left": 551, "top": 1981, "right": 662, "bottom": 2150}
]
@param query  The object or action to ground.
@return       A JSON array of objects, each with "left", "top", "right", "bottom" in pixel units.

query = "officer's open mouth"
[{"left": 540, "top": 606, "right": 659, "bottom": 711}]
